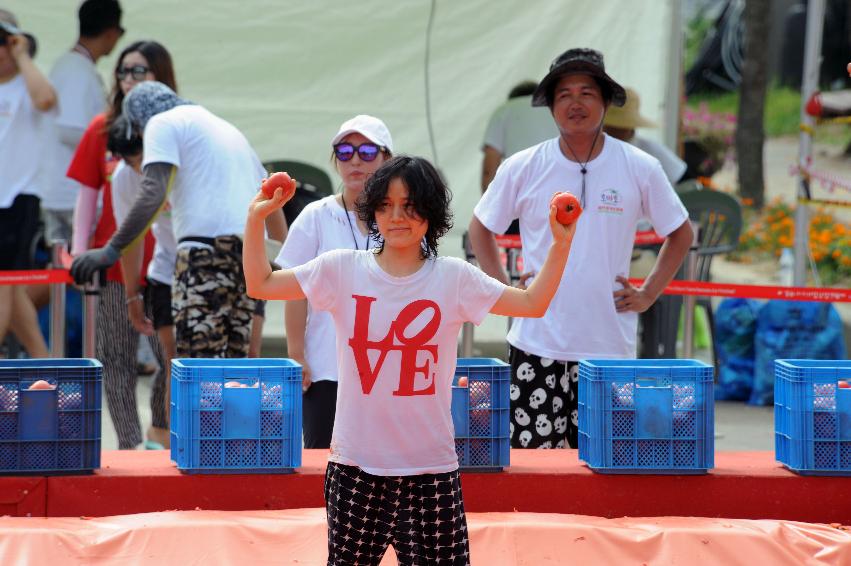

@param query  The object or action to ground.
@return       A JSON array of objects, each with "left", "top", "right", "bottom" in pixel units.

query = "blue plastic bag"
[
  {"left": 750, "top": 300, "right": 847, "bottom": 406},
  {"left": 714, "top": 298, "right": 762, "bottom": 401}
]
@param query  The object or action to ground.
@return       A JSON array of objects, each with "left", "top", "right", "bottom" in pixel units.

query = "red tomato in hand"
[
  {"left": 550, "top": 191, "right": 583, "bottom": 225},
  {"left": 261, "top": 171, "right": 295, "bottom": 199}
]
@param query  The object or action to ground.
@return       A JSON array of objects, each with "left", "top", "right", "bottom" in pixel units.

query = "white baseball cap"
[{"left": 331, "top": 114, "right": 394, "bottom": 152}]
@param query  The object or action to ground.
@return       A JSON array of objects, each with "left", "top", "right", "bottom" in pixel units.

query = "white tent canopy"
[{"left": 12, "top": 0, "right": 678, "bottom": 247}]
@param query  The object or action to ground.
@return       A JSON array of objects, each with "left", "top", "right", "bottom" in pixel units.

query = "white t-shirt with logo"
[
  {"left": 275, "top": 195, "right": 373, "bottom": 383},
  {"left": 474, "top": 135, "right": 688, "bottom": 361},
  {"left": 0, "top": 75, "right": 50, "bottom": 208},
  {"left": 44, "top": 50, "right": 105, "bottom": 210},
  {"left": 292, "top": 249, "right": 505, "bottom": 476},
  {"left": 142, "top": 105, "right": 266, "bottom": 241},
  {"left": 111, "top": 160, "right": 177, "bottom": 285}
]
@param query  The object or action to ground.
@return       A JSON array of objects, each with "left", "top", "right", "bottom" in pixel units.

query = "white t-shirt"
[
  {"left": 474, "top": 135, "right": 688, "bottom": 361},
  {"left": 110, "top": 160, "right": 177, "bottom": 285},
  {"left": 293, "top": 249, "right": 504, "bottom": 476},
  {"left": 44, "top": 50, "right": 105, "bottom": 210},
  {"left": 632, "top": 135, "right": 687, "bottom": 185},
  {"left": 482, "top": 95, "right": 559, "bottom": 157},
  {"left": 142, "top": 105, "right": 266, "bottom": 241},
  {"left": 0, "top": 75, "right": 51, "bottom": 208},
  {"left": 275, "top": 195, "right": 373, "bottom": 383}
]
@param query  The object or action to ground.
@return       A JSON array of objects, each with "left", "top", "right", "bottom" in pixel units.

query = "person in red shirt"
[{"left": 67, "top": 40, "right": 175, "bottom": 450}]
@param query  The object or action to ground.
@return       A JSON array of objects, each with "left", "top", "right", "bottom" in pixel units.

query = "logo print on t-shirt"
[
  {"left": 348, "top": 295, "right": 441, "bottom": 397},
  {"left": 598, "top": 188, "right": 624, "bottom": 214}
]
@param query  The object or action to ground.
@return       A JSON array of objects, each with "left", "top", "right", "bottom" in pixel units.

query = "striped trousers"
[{"left": 96, "top": 281, "right": 168, "bottom": 449}]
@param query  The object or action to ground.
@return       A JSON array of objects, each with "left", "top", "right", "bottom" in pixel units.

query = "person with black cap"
[
  {"left": 44, "top": 0, "right": 124, "bottom": 246},
  {"left": 0, "top": 9, "right": 56, "bottom": 359},
  {"left": 469, "top": 48, "right": 694, "bottom": 450}
]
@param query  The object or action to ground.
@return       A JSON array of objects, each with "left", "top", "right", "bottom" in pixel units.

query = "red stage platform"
[{"left": 3, "top": 450, "right": 849, "bottom": 523}]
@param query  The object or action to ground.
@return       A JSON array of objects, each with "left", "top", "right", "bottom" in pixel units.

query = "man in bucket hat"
[{"left": 469, "top": 48, "right": 693, "bottom": 450}]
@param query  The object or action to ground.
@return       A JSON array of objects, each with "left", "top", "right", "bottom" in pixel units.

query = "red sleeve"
[{"left": 66, "top": 113, "right": 108, "bottom": 191}]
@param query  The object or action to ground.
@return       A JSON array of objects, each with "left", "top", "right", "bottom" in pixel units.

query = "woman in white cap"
[{"left": 274, "top": 115, "right": 393, "bottom": 448}]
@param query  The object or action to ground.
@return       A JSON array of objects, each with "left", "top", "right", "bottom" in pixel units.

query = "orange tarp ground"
[{"left": 0, "top": 508, "right": 848, "bottom": 565}]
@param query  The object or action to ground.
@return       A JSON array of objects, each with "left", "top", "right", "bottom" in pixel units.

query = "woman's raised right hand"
[{"left": 248, "top": 177, "right": 296, "bottom": 219}]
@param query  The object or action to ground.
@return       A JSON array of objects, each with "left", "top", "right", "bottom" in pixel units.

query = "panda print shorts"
[{"left": 509, "top": 346, "right": 578, "bottom": 449}]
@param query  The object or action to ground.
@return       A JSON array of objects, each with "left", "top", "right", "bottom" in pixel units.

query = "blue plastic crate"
[
  {"left": 578, "top": 359, "right": 714, "bottom": 474},
  {"left": 0, "top": 359, "right": 101, "bottom": 475},
  {"left": 170, "top": 359, "right": 302, "bottom": 474},
  {"left": 451, "top": 358, "right": 510, "bottom": 472},
  {"left": 775, "top": 359, "right": 851, "bottom": 476}
]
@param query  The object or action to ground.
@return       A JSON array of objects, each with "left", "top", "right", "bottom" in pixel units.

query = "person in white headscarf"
[{"left": 71, "top": 81, "right": 284, "bottom": 358}]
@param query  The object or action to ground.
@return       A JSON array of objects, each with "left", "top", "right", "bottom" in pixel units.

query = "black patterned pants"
[
  {"left": 97, "top": 281, "right": 167, "bottom": 449},
  {"left": 324, "top": 462, "right": 470, "bottom": 565},
  {"left": 509, "top": 346, "right": 579, "bottom": 449}
]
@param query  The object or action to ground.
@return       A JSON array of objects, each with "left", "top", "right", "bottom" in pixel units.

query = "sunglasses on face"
[
  {"left": 333, "top": 142, "right": 382, "bottom": 162},
  {"left": 116, "top": 64, "right": 150, "bottom": 81}
]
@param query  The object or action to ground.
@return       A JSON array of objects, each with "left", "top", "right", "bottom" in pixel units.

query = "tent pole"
[
  {"left": 663, "top": 0, "right": 683, "bottom": 151},
  {"left": 794, "top": 0, "right": 825, "bottom": 286}
]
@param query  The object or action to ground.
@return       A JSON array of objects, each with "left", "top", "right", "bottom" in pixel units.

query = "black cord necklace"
[
  {"left": 561, "top": 127, "right": 602, "bottom": 209},
  {"left": 340, "top": 193, "right": 369, "bottom": 251}
]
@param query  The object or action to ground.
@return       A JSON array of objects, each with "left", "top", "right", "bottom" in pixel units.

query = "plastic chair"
[
  {"left": 674, "top": 178, "right": 703, "bottom": 195},
  {"left": 262, "top": 160, "right": 335, "bottom": 225},
  {"left": 679, "top": 189, "right": 743, "bottom": 368}
]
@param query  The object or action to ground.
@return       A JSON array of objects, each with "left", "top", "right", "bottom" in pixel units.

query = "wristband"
[{"left": 125, "top": 294, "right": 143, "bottom": 305}]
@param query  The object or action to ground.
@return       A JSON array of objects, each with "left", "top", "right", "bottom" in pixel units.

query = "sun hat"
[
  {"left": 531, "top": 47, "right": 626, "bottom": 108},
  {"left": 331, "top": 114, "right": 394, "bottom": 152},
  {"left": 603, "top": 87, "right": 656, "bottom": 129},
  {"left": 0, "top": 10, "right": 37, "bottom": 58}
]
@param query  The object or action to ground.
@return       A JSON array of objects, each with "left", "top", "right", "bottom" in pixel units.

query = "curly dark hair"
[{"left": 356, "top": 155, "right": 453, "bottom": 259}]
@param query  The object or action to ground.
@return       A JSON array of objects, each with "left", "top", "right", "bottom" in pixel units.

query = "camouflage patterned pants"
[{"left": 172, "top": 235, "right": 256, "bottom": 358}]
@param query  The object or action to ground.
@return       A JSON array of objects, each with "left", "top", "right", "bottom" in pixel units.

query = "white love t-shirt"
[
  {"left": 475, "top": 135, "right": 688, "bottom": 361},
  {"left": 292, "top": 249, "right": 504, "bottom": 476}
]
